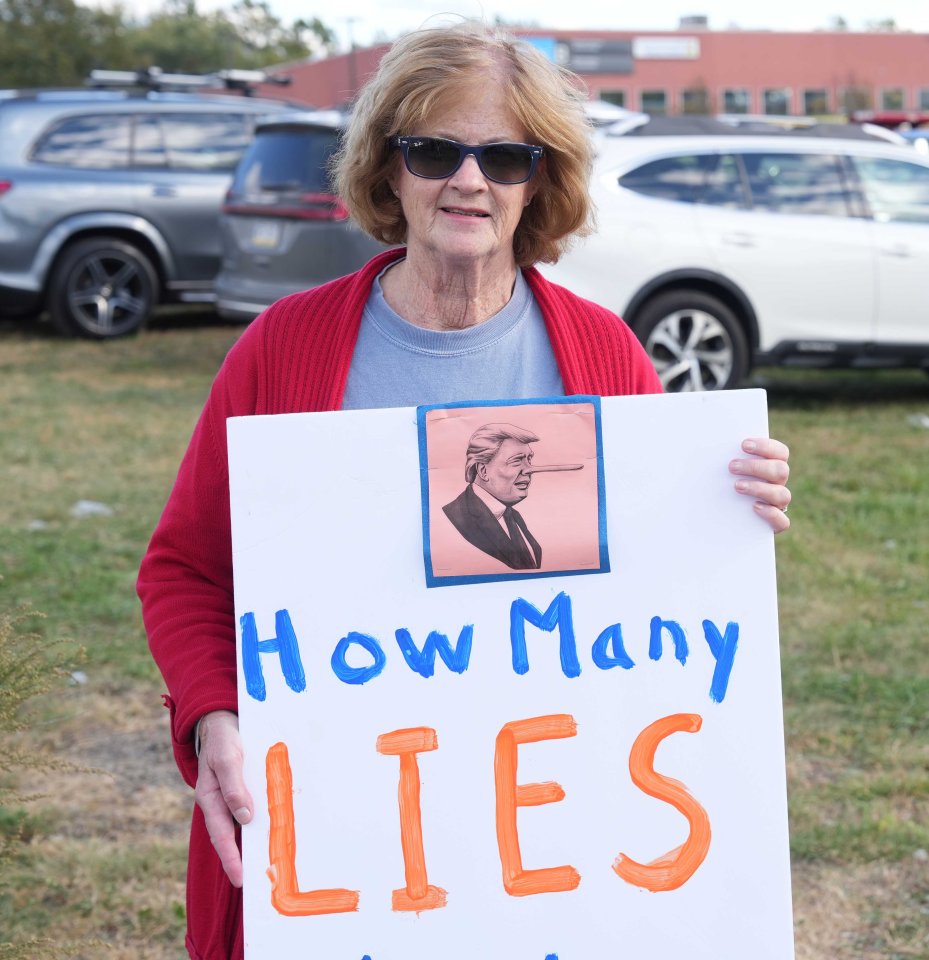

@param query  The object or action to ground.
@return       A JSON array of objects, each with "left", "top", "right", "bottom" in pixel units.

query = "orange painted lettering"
[
  {"left": 494, "top": 714, "right": 581, "bottom": 897},
  {"left": 613, "top": 713, "right": 711, "bottom": 892},
  {"left": 265, "top": 741, "right": 360, "bottom": 916},
  {"left": 376, "top": 727, "right": 447, "bottom": 911}
]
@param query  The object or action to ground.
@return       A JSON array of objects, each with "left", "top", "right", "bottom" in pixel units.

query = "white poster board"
[{"left": 227, "top": 390, "right": 794, "bottom": 960}]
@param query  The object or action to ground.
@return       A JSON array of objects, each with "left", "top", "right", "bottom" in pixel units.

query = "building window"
[
  {"left": 763, "top": 89, "right": 791, "bottom": 115},
  {"left": 920, "top": 89, "right": 929, "bottom": 111},
  {"left": 803, "top": 89, "right": 829, "bottom": 116},
  {"left": 640, "top": 90, "right": 667, "bottom": 115},
  {"left": 840, "top": 86, "right": 873, "bottom": 114},
  {"left": 723, "top": 89, "right": 751, "bottom": 114},
  {"left": 599, "top": 90, "right": 626, "bottom": 108},
  {"left": 681, "top": 86, "right": 712, "bottom": 114},
  {"left": 881, "top": 88, "right": 906, "bottom": 111}
]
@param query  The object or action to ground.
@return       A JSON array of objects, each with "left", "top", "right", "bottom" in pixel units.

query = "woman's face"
[{"left": 390, "top": 81, "right": 539, "bottom": 271}]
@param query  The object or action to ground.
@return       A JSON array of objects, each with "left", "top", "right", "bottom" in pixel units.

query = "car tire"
[
  {"left": 634, "top": 290, "right": 749, "bottom": 392},
  {"left": 48, "top": 237, "right": 158, "bottom": 339}
]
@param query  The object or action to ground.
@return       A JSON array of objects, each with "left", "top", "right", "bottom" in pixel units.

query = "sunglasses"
[{"left": 392, "top": 136, "right": 544, "bottom": 185}]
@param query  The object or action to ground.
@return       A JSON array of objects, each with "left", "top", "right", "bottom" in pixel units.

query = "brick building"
[{"left": 255, "top": 25, "right": 929, "bottom": 122}]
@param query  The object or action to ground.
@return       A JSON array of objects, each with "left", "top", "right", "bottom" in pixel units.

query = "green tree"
[
  {"left": 127, "top": 0, "right": 335, "bottom": 73},
  {"left": 228, "top": 0, "right": 335, "bottom": 63},
  {"left": 0, "top": 0, "right": 130, "bottom": 87},
  {"left": 0, "top": 0, "right": 336, "bottom": 87}
]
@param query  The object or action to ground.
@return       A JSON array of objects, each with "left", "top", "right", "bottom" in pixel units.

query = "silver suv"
[{"left": 0, "top": 86, "right": 294, "bottom": 338}]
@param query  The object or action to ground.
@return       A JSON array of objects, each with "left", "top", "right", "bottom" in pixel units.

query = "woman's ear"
[{"left": 525, "top": 155, "right": 545, "bottom": 204}]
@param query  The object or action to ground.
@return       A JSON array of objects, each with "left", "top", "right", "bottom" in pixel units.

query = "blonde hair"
[{"left": 333, "top": 20, "right": 595, "bottom": 266}]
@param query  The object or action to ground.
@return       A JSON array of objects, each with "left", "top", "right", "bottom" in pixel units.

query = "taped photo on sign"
[{"left": 417, "top": 397, "right": 609, "bottom": 587}]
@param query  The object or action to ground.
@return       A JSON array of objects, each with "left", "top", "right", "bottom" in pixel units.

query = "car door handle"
[
  {"left": 880, "top": 244, "right": 912, "bottom": 258},
  {"left": 152, "top": 185, "right": 178, "bottom": 197},
  {"left": 721, "top": 232, "right": 756, "bottom": 248}
]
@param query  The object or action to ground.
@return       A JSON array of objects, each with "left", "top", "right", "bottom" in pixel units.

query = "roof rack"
[{"left": 86, "top": 67, "right": 291, "bottom": 96}]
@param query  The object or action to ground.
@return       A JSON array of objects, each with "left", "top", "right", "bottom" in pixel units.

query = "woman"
[{"left": 138, "top": 21, "right": 791, "bottom": 960}]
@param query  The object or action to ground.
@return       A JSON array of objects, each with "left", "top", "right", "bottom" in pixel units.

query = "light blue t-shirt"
[{"left": 341, "top": 265, "right": 564, "bottom": 410}]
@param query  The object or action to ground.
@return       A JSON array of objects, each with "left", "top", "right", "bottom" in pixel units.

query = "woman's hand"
[
  {"left": 194, "top": 709, "right": 254, "bottom": 888},
  {"left": 730, "top": 437, "right": 791, "bottom": 534}
]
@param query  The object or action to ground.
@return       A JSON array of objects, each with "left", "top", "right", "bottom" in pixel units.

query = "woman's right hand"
[{"left": 194, "top": 709, "right": 254, "bottom": 888}]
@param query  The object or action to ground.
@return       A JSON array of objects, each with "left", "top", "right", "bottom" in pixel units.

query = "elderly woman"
[{"left": 138, "top": 21, "right": 791, "bottom": 960}]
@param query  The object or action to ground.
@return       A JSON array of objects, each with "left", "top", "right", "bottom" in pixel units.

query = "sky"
[{"left": 114, "top": 0, "right": 929, "bottom": 51}]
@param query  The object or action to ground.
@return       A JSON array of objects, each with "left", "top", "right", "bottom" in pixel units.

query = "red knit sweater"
[{"left": 137, "top": 248, "right": 661, "bottom": 960}]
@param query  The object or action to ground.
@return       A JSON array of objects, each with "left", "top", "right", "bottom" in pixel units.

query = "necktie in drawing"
[{"left": 503, "top": 506, "right": 536, "bottom": 568}]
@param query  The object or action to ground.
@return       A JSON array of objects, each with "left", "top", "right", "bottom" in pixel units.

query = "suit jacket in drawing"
[{"left": 442, "top": 484, "right": 542, "bottom": 570}]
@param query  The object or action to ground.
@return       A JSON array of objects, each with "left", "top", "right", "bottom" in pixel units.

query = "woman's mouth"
[{"left": 442, "top": 207, "right": 489, "bottom": 217}]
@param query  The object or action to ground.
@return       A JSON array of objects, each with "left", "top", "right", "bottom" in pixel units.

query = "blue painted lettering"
[
  {"left": 331, "top": 632, "right": 387, "bottom": 685},
  {"left": 509, "top": 592, "right": 580, "bottom": 678},
  {"left": 648, "top": 617, "right": 689, "bottom": 666},
  {"left": 239, "top": 609, "right": 306, "bottom": 702},
  {"left": 394, "top": 626, "right": 474, "bottom": 678},
  {"left": 592, "top": 624, "right": 635, "bottom": 670},
  {"left": 702, "top": 620, "right": 739, "bottom": 703}
]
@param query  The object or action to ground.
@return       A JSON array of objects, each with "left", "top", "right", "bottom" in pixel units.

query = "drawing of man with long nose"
[{"left": 442, "top": 422, "right": 582, "bottom": 570}]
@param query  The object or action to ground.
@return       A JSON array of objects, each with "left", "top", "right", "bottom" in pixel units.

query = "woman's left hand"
[{"left": 730, "top": 437, "right": 791, "bottom": 534}]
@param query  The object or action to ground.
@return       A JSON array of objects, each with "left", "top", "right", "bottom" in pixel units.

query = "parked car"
[
  {"left": 0, "top": 82, "right": 296, "bottom": 337},
  {"left": 900, "top": 128, "right": 929, "bottom": 156},
  {"left": 214, "top": 111, "right": 387, "bottom": 322},
  {"left": 542, "top": 132, "right": 929, "bottom": 390}
]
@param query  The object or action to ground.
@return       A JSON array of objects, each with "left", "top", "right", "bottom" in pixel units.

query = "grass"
[{"left": 1, "top": 312, "right": 928, "bottom": 957}]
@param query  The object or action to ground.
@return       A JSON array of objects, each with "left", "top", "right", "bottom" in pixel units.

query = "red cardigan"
[{"left": 137, "top": 248, "right": 661, "bottom": 960}]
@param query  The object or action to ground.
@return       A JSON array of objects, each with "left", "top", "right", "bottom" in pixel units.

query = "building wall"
[
  {"left": 254, "top": 29, "right": 929, "bottom": 119},
  {"left": 553, "top": 30, "right": 929, "bottom": 116}
]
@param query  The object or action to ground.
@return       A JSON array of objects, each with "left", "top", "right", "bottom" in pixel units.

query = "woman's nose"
[{"left": 448, "top": 153, "right": 487, "bottom": 190}]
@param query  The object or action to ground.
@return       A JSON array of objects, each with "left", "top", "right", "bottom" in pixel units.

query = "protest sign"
[{"left": 227, "top": 390, "right": 794, "bottom": 959}]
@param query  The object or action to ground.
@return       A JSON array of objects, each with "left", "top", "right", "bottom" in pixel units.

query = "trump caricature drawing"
[
  {"left": 442, "top": 423, "right": 583, "bottom": 570},
  {"left": 420, "top": 399, "right": 608, "bottom": 586}
]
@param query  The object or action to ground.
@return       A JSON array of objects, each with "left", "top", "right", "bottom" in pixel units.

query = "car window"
[
  {"left": 158, "top": 114, "right": 252, "bottom": 171},
  {"left": 740, "top": 152, "right": 852, "bottom": 217},
  {"left": 851, "top": 156, "right": 929, "bottom": 224},
  {"left": 133, "top": 115, "right": 168, "bottom": 168},
  {"left": 233, "top": 129, "right": 340, "bottom": 196},
  {"left": 32, "top": 114, "right": 132, "bottom": 168},
  {"left": 618, "top": 153, "right": 747, "bottom": 208},
  {"left": 700, "top": 153, "right": 745, "bottom": 209}
]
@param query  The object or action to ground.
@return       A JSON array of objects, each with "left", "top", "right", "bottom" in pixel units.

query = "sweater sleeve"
[{"left": 136, "top": 324, "right": 262, "bottom": 787}]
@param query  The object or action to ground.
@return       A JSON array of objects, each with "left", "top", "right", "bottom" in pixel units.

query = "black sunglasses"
[{"left": 391, "top": 136, "right": 544, "bottom": 185}]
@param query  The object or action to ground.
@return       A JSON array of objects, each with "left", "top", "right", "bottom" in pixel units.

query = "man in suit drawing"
[{"left": 442, "top": 423, "right": 544, "bottom": 570}]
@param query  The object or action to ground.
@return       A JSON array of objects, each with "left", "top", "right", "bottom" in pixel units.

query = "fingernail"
[
  {"left": 743, "top": 440, "right": 757, "bottom": 452},
  {"left": 735, "top": 480, "right": 749, "bottom": 492},
  {"left": 235, "top": 807, "right": 251, "bottom": 824},
  {"left": 730, "top": 459, "right": 745, "bottom": 473}
]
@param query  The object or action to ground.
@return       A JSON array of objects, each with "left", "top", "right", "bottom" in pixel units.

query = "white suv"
[{"left": 542, "top": 132, "right": 929, "bottom": 390}]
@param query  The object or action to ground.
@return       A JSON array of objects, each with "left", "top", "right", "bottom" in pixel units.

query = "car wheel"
[
  {"left": 634, "top": 291, "right": 749, "bottom": 392},
  {"left": 49, "top": 238, "right": 158, "bottom": 339}
]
